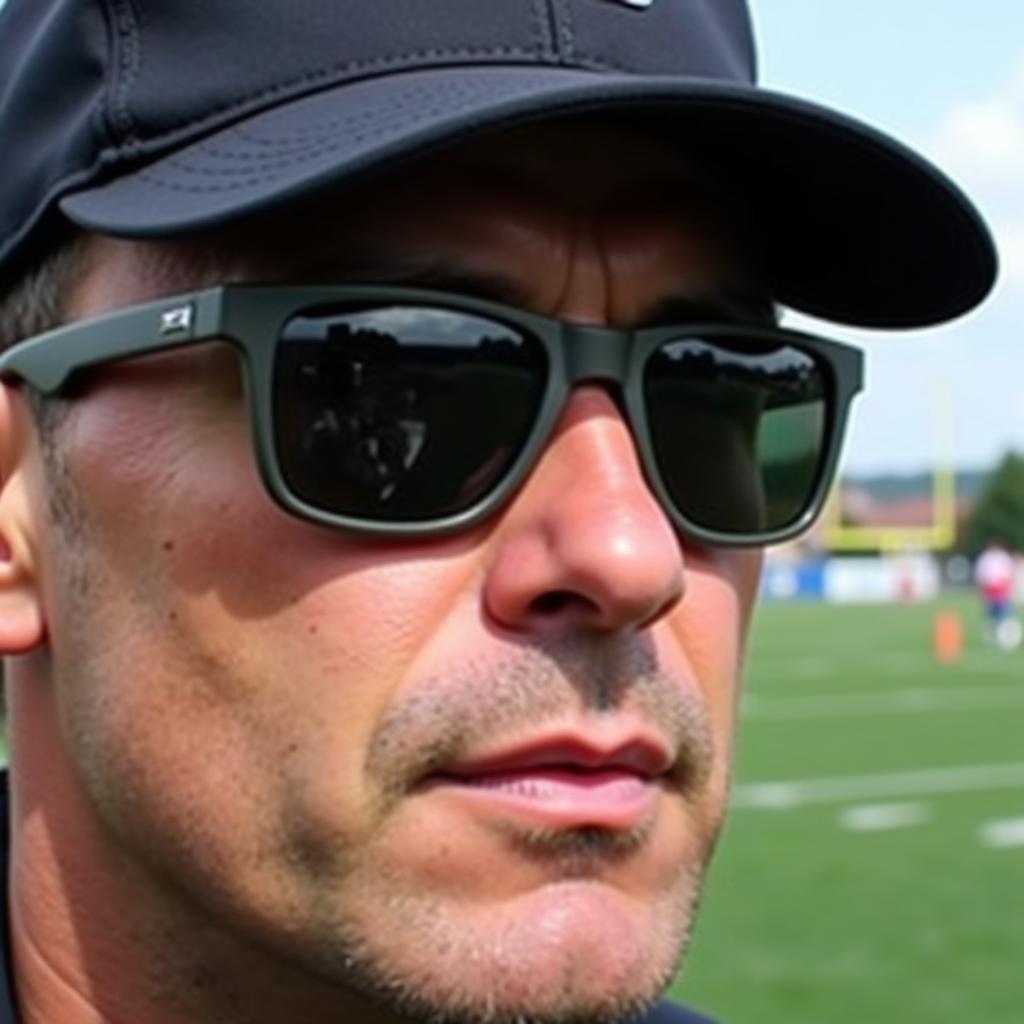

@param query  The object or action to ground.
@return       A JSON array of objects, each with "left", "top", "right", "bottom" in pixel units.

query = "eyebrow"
[
  {"left": 273, "top": 248, "right": 530, "bottom": 304},
  {"left": 272, "top": 253, "right": 775, "bottom": 326}
]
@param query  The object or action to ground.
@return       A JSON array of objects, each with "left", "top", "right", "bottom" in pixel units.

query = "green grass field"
[{"left": 671, "top": 592, "right": 1024, "bottom": 1023}]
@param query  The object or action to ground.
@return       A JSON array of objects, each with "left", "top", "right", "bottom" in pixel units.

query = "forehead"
[{"left": 76, "top": 118, "right": 755, "bottom": 313}]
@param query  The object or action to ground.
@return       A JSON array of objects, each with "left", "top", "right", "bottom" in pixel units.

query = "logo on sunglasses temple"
[{"left": 160, "top": 304, "right": 194, "bottom": 335}]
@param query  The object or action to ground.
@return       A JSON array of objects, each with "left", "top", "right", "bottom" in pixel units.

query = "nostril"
[{"left": 530, "top": 590, "right": 597, "bottom": 617}]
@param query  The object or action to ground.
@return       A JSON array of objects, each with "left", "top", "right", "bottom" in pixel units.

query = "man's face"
[{"left": 23, "top": 123, "right": 763, "bottom": 1023}]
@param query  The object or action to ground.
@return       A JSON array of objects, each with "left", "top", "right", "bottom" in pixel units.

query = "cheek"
[
  {"left": 58, "top": 378, "right": 468, "bottom": 640},
  {"left": 45, "top": 386, "right": 482, "bottom": 866},
  {"left": 651, "top": 548, "right": 760, "bottom": 844},
  {"left": 668, "top": 548, "right": 762, "bottom": 735}
]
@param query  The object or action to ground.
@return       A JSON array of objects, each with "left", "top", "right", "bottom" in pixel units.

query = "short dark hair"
[
  {"left": 0, "top": 230, "right": 86, "bottom": 353},
  {"left": 0, "top": 230, "right": 86, "bottom": 430}
]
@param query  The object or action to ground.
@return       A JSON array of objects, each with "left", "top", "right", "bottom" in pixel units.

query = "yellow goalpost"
[{"left": 823, "top": 382, "right": 958, "bottom": 553}]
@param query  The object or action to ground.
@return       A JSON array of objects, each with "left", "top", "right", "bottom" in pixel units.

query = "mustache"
[{"left": 365, "top": 636, "right": 714, "bottom": 803}]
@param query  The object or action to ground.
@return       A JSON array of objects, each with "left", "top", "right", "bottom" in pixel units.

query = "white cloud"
[
  {"left": 927, "top": 57, "right": 1024, "bottom": 291},
  {"left": 997, "top": 222, "right": 1024, "bottom": 291},
  {"left": 937, "top": 99, "right": 1024, "bottom": 183}
]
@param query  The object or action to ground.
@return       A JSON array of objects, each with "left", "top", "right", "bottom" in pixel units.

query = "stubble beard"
[
  {"left": 292, "top": 834, "right": 710, "bottom": 1024},
  {"left": 270, "top": 640, "right": 722, "bottom": 1024}
]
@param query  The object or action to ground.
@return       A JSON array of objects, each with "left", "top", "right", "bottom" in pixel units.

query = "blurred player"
[{"left": 975, "top": 540, "right": 1021, "bottom": 650}]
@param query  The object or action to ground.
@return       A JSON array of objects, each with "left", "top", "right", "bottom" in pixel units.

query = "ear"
[{"left": 0, "top": 384, "right": 47, "bottom": 653}]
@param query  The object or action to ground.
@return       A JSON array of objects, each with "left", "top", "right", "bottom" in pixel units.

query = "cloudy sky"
[{"left": 750, "top": 1, "right": 1024, "bottom": 474}]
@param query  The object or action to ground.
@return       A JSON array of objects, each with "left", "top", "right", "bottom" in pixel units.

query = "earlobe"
[{"left": 0, "top": 384, "right": 47, "bottom": 653}]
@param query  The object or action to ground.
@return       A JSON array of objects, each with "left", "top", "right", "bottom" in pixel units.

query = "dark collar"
[{"left": 0, "top": 773, "right": 17, "bottom": 1023}]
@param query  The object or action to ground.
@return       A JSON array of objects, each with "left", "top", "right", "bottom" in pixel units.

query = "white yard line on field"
[
  {"left": 741, "top": 685, "right": 1024, "bottom": 721},
  {"left": 979, "top": 818, "right": 1024, "bottom": 849},
  {"left": 751, "top": 653, "right": 1024, "bottom": 682},
  {"left": 838, "top": 801, "right": 932, "bottom": 832},
  {"left": 732, "top": 761, "right": 1024, "bottom": 810}
]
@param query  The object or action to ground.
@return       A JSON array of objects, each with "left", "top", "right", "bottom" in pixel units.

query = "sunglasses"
[{"left": 0, "top": 284, "right": 863, "bottom": 545}]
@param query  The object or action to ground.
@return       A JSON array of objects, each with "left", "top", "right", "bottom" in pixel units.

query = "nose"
[{"left": 483, "top": 385, "right": 685, "bottom": 635}]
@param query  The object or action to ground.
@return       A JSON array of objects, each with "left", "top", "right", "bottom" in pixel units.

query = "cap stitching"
[
  {"left": 124, "top": 90, "right": 551, "bottom": 193},
  {"left": 553, "top": 0, "right": 577, "bottom": 63},
  {"left": 124, "top": 44, "right": 549, "bottom": 150},
  {"left": 115, "top": 61, "right": 629, "bottom": 164},
  {"left": 217, "top": 59, "right": 622, "bottom": 142},
  {"left": 198, "top": 77, "right": 569, "bottom": 153},
  {"left": 108, "top": 0, "right": 142, "bottom": 143},
  {"left": 565, "top": 50, "right": 629, "bottom": 72},
  {"left": 540, "top": 0, "right": 562, "bottom": 60},
  {"left": 529, "top": 0, "right": 558, "bottom": 59}
]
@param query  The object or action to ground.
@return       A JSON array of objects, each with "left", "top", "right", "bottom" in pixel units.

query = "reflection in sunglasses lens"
[
  {"left": 644, "top": 337, "right": 828, "bottom": 534},
  {"left": 273, "top": 305, "right": 547, "bottom": 520},
  {"left": 272, "top": 309, "right": 832, "bottom": 537}
]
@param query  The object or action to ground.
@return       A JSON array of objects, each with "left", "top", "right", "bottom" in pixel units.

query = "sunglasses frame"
[{"left": 0, "top": 284, "right": 864, "bottom": 545}]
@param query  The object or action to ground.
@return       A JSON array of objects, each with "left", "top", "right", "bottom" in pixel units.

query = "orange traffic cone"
[{"left": 933, "top": 610, "right": 964, "bottom": 664}]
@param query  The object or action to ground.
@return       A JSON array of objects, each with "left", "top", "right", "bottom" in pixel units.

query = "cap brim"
[{"left": 61, "top": 66, "right": 997, "bottom": 328}]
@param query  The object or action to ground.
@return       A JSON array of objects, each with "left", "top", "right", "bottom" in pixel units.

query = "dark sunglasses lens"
[
  {"left": 272, "top": 305, "right": 547, "bottom": 521},
  {"left": 644, "top": 336, "right": 830, "bottom": 535}
]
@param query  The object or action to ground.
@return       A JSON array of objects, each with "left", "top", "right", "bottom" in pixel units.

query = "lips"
[{"left": 423, "top": 734, "right": 673, "bottom": 830}]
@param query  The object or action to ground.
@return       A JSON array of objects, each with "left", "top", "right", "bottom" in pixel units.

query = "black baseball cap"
[{"left": 0, "top": 0, "right": 997, "bottom": 328}]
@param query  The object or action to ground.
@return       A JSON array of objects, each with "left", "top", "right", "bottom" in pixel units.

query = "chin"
[{"left": 331, "top": 874, "right": 699, "bottom": 1024}]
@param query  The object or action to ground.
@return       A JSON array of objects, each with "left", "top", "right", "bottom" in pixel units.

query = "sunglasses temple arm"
[{"left": 0, "top": 287, "right": 228, "bottom": 394}]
